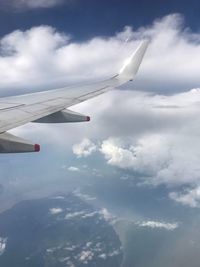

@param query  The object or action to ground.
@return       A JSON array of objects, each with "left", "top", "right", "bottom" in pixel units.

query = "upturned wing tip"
[{"left": 118, "top": 39, "right": 149, "bottom": 83}]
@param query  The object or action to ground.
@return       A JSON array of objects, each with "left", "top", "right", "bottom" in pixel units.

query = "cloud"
[
  {"left": 65, "top": 211, "right": 85, "bottom": 219},
  {"left": 169, "top": 187, "right": 200, "bottom": 208},
  {"left": 73, "top": 189, "right": 97, "bottom": 201},
  {"left": 138, "top": 220, "right": 178, "bottom": 230},
  {"left": 78, "top": 250, "right": 94, "bottom": 263},
  {"left": 68, "top": 166, "right": 80, "bottom": 172},
  {"left": 2, "top": 14, "right": 200, "bottom": 94},
  {"left": 1, "top": 0, "right": 66, "bottom": 10},
  {"left": 100, "top": 138, "right": 138, "bottom": 169},
  {"left": 88, "top": 87, "right": 200, "bottom": 188},
  {"left": 81, "top": 211, "right": 97, "bottom": 219},
  {"left": 99, "top": 253, "right": 107, "bottom": 259},
  {"left": 0, "top": 237, "right": 7, "bottom": 256},
  {"left": 108, "top": 249, "right": 121, "bottom": 257},
  {"left": 99, "top": 208, "right": 116, "bottom": 224},
  {"left": 49, "top": 207, "right": 63, "bottom": 214},
  {"left": 51, "top": 196, "right": 65, "bottom": 200},
  {"left": 72, "top": 139, "right": 97, "bottom": 158}
]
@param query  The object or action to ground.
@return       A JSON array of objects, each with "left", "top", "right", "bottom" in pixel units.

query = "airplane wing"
[{"left": 0, "top": 40, "right": 148, "bottom": 153}]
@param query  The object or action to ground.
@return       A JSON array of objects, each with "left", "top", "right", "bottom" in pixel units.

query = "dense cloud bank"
[{"left": 1, "top": 14, "right": 200, "bottom": 93}]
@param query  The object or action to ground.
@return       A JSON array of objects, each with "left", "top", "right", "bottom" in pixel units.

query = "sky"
[{"left": 2, "top": 0, "right": 200, "bottom": 266}]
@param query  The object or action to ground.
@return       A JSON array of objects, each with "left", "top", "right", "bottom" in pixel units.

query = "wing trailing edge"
[{"left": 33, "top": 109, "right": 90, "bottom": 123}]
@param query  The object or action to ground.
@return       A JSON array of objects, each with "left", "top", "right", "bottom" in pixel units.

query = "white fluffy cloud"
[
  {"left": 68, "top": 166, "right": 80, "bottom": 172},
  {"left": 100, "top": 135, "right": 173, "bottom": 177},
  {"left": 99, "top": 208, "right": 116, "bottom": 224},
  {"left": 79, "top": 250, "right": 94, "bottom": 262},
  {"left": 49, "top": 207, "right": 63, "bottom": 214},
  {"left": 100, "top": 128, "right": 200, "bottom": 187},
  {"left": 169, "top": 187, "right": 200, "bottom": 208},
  {"left": 2, "top": 14, "right": 200, "bottom": 94},
  {"left": 72, "top": 139, "right": 97, "bottom": 158},
  {"left": 98, "top": 88, "right": 200, "bottom": 186}
]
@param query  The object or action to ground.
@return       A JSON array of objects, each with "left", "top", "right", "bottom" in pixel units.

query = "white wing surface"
[{"left": 0, "top": 40, "right": 148, "bottom": 153}]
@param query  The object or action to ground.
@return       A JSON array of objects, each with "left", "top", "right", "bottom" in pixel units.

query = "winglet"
[{"left": 117, "top": 40, "right": 149, "bottom": 83}]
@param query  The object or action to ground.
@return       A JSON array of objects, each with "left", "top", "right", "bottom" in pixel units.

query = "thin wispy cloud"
[
  {"left": 138, "top": 220, "right": 179, "bottom": 231},
  {"left": 1, "top": 0, "right": 66, "bottom": 10},
  {"left": 68, "top": 166, "right": 80, "bottom": 172}
]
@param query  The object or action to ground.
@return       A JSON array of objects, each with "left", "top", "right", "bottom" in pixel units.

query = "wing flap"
[
  {"left": 34, "top": 109, "right": 90, "bottom": 123},
  {"left": 0, "top": 102, "right": 25, "bottom": 110}
]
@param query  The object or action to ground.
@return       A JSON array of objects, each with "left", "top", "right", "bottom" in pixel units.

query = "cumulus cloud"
[
  {"left": 169, "top": 187, "right": 200, "bottom": 208},
  {"left": 100, "top": 138, "right": 138, "bottom": 169},
  {"left": 72, "top": 139, "right": 97, "bottom": 158},
  {"left": 99, "top": 208, "right": 116, "bottom": 224},
  {"left": 79, "top": 250, "right": 94, "bottom": 262},
  {"left": 138, "top": 220, "right": 178, "bottom": 231},
  {"left": 100, "top": 90, "right": 200, "bottom": 184},
  {"left": 49, "top": 207, "right": 63, "bottom": 214},
  {"left": 99, "top": 253, "right": 107, "bottom": 259},
  {"left": 2, "top": 14, "right": 200, "bottom": 94},
  {"left": 68, "top": 166, "right": 80, "bottom": 172},
  {"left": 100, "top": 128, "right": 200, "bottom": 187}
]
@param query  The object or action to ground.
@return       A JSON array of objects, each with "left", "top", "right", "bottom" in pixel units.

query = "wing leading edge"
[{"left": 0, "top": 40, "right": 149, "bottom": 153}]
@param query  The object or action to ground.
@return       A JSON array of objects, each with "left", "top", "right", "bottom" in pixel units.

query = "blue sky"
[
  {"left": 2, "top": 1, "right": 200, "bottom": 266},
  {"left": 0, "top": 0, "right": 200, "bottom": 39}
]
